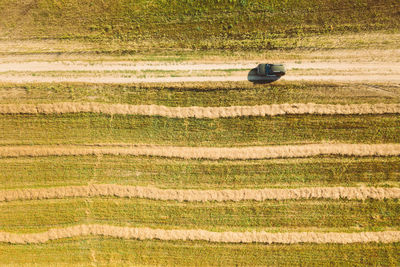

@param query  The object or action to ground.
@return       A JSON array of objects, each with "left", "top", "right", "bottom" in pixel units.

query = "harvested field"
[
  {"left": 1, "top": 85, "right": 399, "bottom": 265},
  {"left": 1, "top": 184, "right": 400, "bottom": 202},
  {"left": 1, "top": 102, "right": 400, "bottom": 118},
  {"left": 1, "top": 224, "right": 399, "bottom": 244},
  {"left": 1, "top": 0, "right": 400, "bottom": 262},
  {"left": 1, "top": 144, "right": 399, "bottom": 160}
]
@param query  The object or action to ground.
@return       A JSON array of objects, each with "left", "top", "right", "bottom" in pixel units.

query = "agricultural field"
[{"left": 1, "top": 0, "right": 400, "bottom": 266}]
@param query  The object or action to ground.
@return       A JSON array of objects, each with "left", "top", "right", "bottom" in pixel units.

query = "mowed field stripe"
[
  {"left": 1, "top": 185, "right": 399, "bottom": 202},
  {"left": 1, "top": 144, "right": 399, "bottom": 160},
  {"left": 1, "top": 224, "right": 399, "bottom": 244},
  {"left": 1, "top": 102, "right": 400, "bottom": 118}
]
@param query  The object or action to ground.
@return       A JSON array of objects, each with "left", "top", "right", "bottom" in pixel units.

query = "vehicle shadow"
[{"left": 247, "top": 67, "right": 281, "bottom": 84}]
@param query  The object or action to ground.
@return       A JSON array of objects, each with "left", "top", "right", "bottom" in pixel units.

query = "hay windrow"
[
  {"left": 1, "top": 224, "right": 399, "bottom": 244},
  {"left": 0, "top": 144, "right": 399, "bottom": 160},
  {"left": 1, "top": 102, "right": 400, "bottom": 118},
  {"left": 1, "top": 185, "right": 399, "bottom": 202}
]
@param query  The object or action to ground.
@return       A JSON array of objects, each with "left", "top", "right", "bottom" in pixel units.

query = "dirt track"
[
  {"left": 1, "top": 61, "right": 400, "bottom": 72},
  {"left": 1, "top": 74, "right": 399, "bottom": 84},
  {"left": 1, "top": 224, "right": 399, "bottom": 244},
  {"left": 1, "top": 184, "right": 399, "bottom": 202},
  {"left": 0, "top": 61, "right": 399, "bottom": 83},
  {"left": 1, "top": 144, "right": 399, "bottom": 160}
]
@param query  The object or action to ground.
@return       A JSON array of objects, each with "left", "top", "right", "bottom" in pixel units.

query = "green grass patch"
[
  {"left": 1, "top": 198, "right": 399, "bottom": 233},
  {"left": 0, "top": 239, "right": 399, "bottom": 266},
  {"left": 2, "top": 33, "right": 400, "bottom": 58},
  {"left": 1, "top": 82, "right": 399, "bottom": 106},
  {"left": 1, "top": 156, "right": 399, "bottom": 190},
  {"left": 0, "top": 0, "right": 399, "bottom": 51},
  {"left": 0, "top": 113, "right": 399, "bottom": 146}
]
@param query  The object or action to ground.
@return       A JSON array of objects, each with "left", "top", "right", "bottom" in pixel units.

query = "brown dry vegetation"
[
  {"left": 1, "top": 144, "right": 399, "bottom": 160},
  {"left": 1, "top": 184, "right": 399, "bottom": 202},
  {"left": 1, "top": 102, "right": 399, "bottom": 118},
  {"left": 1, "top": 224, "right": 399, "bottom": 245}
]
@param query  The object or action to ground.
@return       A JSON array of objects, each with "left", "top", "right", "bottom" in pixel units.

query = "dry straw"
[
  {"left": 1, "top": 224, "right": 399, "bottom": 244},
  {"left": 1, "top": 185, "right": 399, "bottom": 202},
  {"left": 1, "top": 144, "right": 399, "bottom": 160},
  {"left": 0, "top": 102, "right": 400, "bottom": 118}
]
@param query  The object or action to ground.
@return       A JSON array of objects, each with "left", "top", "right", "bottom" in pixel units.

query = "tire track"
[
  {"left": 1, "top": 185, "right": 399, "bottom": 202},
  {"left": 1, "top": 75, "right": 400, "bottom": 83},
  {"left": 1, "top": 224, "right": 399, "bottom": 244},
  {"left": 1, "top": 102, "right": 400, "bottom": 118},
  {"left": 0, "top": 144, "right": 399, "bottom": 160},
  {"left": 1, "top": 61, "right": 399, "bottom": 72}
]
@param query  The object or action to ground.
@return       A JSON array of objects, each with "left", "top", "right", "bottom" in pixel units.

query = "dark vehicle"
[
  {"left": 257, "top": 64, "right": 285, "bottom": 77},
  {"left": 248, "top": 63, "right": 285, "bottom": 83}
]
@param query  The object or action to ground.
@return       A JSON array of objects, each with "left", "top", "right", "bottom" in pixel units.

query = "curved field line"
[
  {"left": 1, "top": 102, "right": 400, "bottom": 118},
  {"left": 1, "top": 224, "right": 399, "bottom": 244},
  {"left": 1, "top": 185, "right": 399, "bottom": 202},
  {"left": 0, "top": 144, "right": 399, "bottom": 160}
]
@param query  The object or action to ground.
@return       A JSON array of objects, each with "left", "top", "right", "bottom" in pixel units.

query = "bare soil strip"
[
  {"left": 1, "top": 224, "right": 399, "bottom": 244},
  {"left": 1, "top": 184, "right": 399, "bottom": 202},
  {"left": 1, "top": 144, "right": 399, "bottom": 160},
  {"left": 1, "top": 62, "right": 400, "bottom": 72},
  {"left": 1, "top": 102, "right": 400, "bottom": 118},
  {"left": 0, "top": 62, "right": 254, "bottom": 72},
  {"left": 1, "top": 75, "right": 400, "bottom": 83}
]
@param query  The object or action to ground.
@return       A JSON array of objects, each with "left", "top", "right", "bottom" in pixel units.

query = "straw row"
[
  {"left": 1, "top": 144, "right": 399, "bottom": 160},
  {"left": 1, "top": 102, "right": 399, "bottom": 118},
  {"left": 1, "top": 224, "right": 399, "bottom": 244},
  {"left": 1, "top": 185, "right": 399, "bottom": 202}
]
